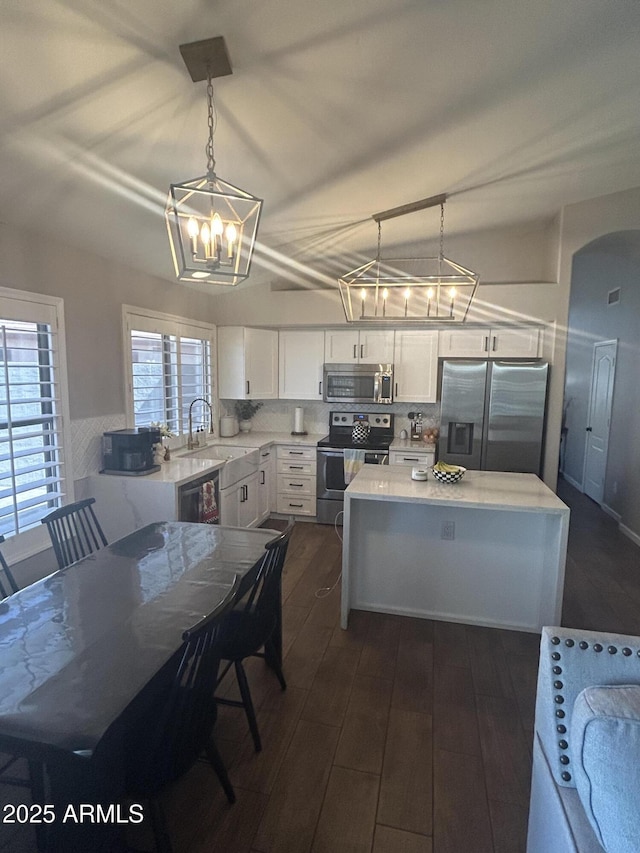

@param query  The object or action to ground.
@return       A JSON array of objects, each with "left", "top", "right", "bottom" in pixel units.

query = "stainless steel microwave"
[{"left": 322, "top": 363, "right": 393, "bottom": 404}]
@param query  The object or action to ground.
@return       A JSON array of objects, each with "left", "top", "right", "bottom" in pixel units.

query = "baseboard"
[
  {"left": 561, "top": 472, "right": 583, "bottom": 492},
  {"left": 602, "top": 503, "right": 621, "bottom": 523},
  {"left": 620, "top": 523, "right": 640, "bottom": 548}
]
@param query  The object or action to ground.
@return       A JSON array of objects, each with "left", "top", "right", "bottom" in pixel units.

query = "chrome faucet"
[{"left": 187, "top": 398, "right": 213, "bottom": 450}]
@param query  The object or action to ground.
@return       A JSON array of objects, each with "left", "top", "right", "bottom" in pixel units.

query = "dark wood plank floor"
[{"left": 2, "top": 477, "right": 639, "bottom": 852}]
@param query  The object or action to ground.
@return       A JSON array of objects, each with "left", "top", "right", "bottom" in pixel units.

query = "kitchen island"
[{"left": 341, "top": 466, "right": 570, "bottom": 633}]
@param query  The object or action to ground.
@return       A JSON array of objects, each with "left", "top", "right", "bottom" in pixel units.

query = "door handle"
[
  {"left": 246, "top": 380, "right": 250, "bottom": 395},
  {"left": 261, "top": 471, "right": 265, "bottom": 484},
  {"left": 360, "top": 344, "right": 364, "bottom": 359},
  {"left": 353, "top": 344, "right": 357, "bottom": 359},
  {"left": 492, "top": 336, "right": 497, "bottom": 352},
  {"left": 483, "top": 336, "right": 489, "bottom": 352}
]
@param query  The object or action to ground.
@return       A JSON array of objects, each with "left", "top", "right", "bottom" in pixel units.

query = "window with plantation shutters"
[
  {"left": 125, "top": 308, "right": 214, "bottom": 436},
  {"left": 0, "top": 294, "right": 69, "bottom": 539}
]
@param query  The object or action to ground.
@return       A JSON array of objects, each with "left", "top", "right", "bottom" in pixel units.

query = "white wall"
[{"left": 563, "top": 244, "right": 640, "bottom": 540}]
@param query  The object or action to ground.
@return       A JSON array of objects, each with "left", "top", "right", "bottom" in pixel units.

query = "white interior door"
[{"left": 583, "top": 340, "right": 617, "bottom": 504}]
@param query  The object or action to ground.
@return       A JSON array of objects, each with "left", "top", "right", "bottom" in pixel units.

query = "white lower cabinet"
[
  {"left": 389, "top": 448, "right": 436, "bottom": 467},
  {"left": 276, "top": 445, "right": 317, "bottom": 516},
  {"left": 220, "top": 470, "right": 260, "bottom": 528},
  {"left": 258, "top": 446, "right": 276, "bottom": 523}
]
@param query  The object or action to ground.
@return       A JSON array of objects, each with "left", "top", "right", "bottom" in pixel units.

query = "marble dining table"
[
  {"left": 0, "top": 521, "right": 279, "bottom": 850},
  {"left": 0, "top": 521, "right": 278, "bottom": 757}
]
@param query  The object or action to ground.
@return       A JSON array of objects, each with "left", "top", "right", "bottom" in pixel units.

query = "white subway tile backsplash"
[{"left": 71, "top": 414, "right": 126, "bottom": 480}]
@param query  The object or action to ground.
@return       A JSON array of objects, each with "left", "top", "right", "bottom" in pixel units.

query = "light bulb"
[
  {"left": 449, "top": 287, "right": 456, "bottom": 298},
  {"left": 404, "top": 288, "right": 411, "bottom": 300},
  {"left": 382, "top": 289, "right": 388, "bottom": 300},
  {"left": 225, "top": 223, "right": 237, "bottom": 243},
  {"left": 187, "top": 217, "right": 199, "bottom": 238},
  {"left": 211, "top": 212, "right": 224, "bottom": 236},
  {"left": 427, "top": 288, "right": 434, "bottom": 299},
  {"left": 360, "top": 289, "right": 366, "bottom": 301}
]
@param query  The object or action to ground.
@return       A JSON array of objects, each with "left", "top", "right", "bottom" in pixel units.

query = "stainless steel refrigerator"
[{"left": 438, "top": 360, "right": 549, "bottom": 474}]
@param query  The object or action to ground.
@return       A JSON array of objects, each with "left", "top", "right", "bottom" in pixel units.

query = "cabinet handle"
[
  {"left": 261, "top": 471, "right": 265, "bottom": 484},
  {"left": 288, "top": 482, "right": 304, "bottom": 488},
  {"left": 404, "top": 457, "right": 420, "bottom": 462},
  {"left": 360, "top": 344, "right": 364, "bottom": 359},
  {"left": 289, "top": 465, "right": 304, "bottom": 470},
  {"left": 492, "top": 335, "right": 497, "bottom": 351},
  {"left": 288, "top": 451, "right": 304, "bottom": 455},
  {"left": 483, "top": 336, "right": 489, "bottom": 352},
  {"left": 246, "top": 380, "right": 250, "bottom": 395},
  {"left": 261, "top": 451, "right": 270, "bottom": 458},
  {"left": 319, "top": 380, "right": 322, "bottom": 396},
  {"left": 353, "top": 344, "right": 357, "bottom": 359},
  {"left": 395, "top": 382, "right": 398, "bottom": 397},
  {"left": 289, "top": 502, "right": 304, "bottom": 508}
]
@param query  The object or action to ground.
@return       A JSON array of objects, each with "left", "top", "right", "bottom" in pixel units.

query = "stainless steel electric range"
[{"left": 316, "top": 410, "right": 394, "bottom": 525}]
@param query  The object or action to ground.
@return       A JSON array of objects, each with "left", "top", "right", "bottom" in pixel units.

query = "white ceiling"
[{"left": 2, "top": 0, "right": 640, "bottom": 290}]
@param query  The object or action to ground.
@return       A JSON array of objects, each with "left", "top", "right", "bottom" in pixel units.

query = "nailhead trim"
[{"left": 549, "top": 634, "right": 640, "bottom": 783}]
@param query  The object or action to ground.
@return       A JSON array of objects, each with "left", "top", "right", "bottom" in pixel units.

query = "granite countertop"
[
  {"left": 120, "top": 456, "right": 227, "bottom": 488},
  {"left": 345, "top": 466, "right": 569, "bottom": 514},
  {"left": 194, "top": 431, "right": 326, "bottom": 449}
]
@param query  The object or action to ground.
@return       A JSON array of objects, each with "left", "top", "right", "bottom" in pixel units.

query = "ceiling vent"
[{"left": 607, "top": 287, "right": 621, "bottom": 306}]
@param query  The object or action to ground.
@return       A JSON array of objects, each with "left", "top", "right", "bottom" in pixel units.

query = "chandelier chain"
[
  {"left": 439, "top": 202, "right": 445, "bottom": 259},
  {"left": 205, "top": 72, "right": 217, "bottom": 177}
]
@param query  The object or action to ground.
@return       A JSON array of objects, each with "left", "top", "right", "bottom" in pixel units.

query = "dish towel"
[
  {"left": 199, "top": 481, "right": 219, "bottom": 524},
  {"left": 344, "top": 449, "right": 367, "bottom": 484}
]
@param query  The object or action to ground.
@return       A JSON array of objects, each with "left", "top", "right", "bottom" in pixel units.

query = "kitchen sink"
[{"left": 186, "top": 445, "right": 259, "bottom": 489}]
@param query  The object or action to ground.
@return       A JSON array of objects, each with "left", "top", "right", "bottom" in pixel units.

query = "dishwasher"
[{"left": 177, "top": 470, "right": 220, "bottom": 524}]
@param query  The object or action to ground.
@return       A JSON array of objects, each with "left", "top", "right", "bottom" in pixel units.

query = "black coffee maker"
[{"left": 102, "top": 427, "right": 162, "bottom": 475}]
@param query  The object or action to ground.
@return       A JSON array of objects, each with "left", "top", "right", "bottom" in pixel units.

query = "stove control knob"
[
  {"left": 341, "top": 416, "right": 347, "bottom": 422},
  {"left": 375, "top": 417, "right": 381, "bottom": 423}
]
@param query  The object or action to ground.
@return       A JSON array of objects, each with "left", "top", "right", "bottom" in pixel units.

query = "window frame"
[
  {"left": 0, "top": 286, "right": 73, "bottom": 563},
  {"left": 122, "top": 305, "right": 216, "bottom": 442}
]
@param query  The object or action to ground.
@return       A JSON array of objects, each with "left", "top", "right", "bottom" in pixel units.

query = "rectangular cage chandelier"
[
  {"left": 165, "top": 37, "right": 263, "bottom": 287},
  {"left": 339, "top": 194, "right": 479, "bottom": 323}
]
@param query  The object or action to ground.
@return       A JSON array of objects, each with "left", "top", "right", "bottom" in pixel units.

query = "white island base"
[{"left": 341, "top": 468, "right": 570, "bottom": 634}]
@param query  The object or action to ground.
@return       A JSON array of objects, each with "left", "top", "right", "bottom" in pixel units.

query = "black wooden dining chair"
[
  {"left": 122, "top": 592, "right": 239, "bottom": 853},
  {"left": 41, "top": 497, "right": 108, "bottom": 570},
  {"left": 215, "top": 521, "right": 294, "bottom": 752},
  {"left": 0, "top": 534, "right": 19, "bottom": 598}
]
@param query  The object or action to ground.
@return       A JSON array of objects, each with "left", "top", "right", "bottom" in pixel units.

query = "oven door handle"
[{"left": 318, "top": 449, "right": 346, "bottom": 458}]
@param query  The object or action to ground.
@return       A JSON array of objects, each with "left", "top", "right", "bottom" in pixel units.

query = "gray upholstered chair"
[{"left": 527, "top": 626, "right": 640, "bottom": 853}]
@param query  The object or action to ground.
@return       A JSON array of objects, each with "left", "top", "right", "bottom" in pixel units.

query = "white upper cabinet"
[
  {"left": 324, "top": 329, "right": 394, "bottom": 364},
  {"left": 439, "top": 326, "right": 542, "bottom": 359},
  {"left": 393, "top": 330, "right": 439, "bottom": 403},
  {"left": 278, "top": 330, "right": 325, "bottom": 400},
  {"left": 218, "top": 327, "right": 278, "bottom": 399}
]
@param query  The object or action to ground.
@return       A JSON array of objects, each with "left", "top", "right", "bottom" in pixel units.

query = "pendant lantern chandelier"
[
  {"left": 339, "top": 194, "right": 479, "bottom": 323},
  {"left": 165, "top": 37, "right": 263, "bottom": 286}
]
